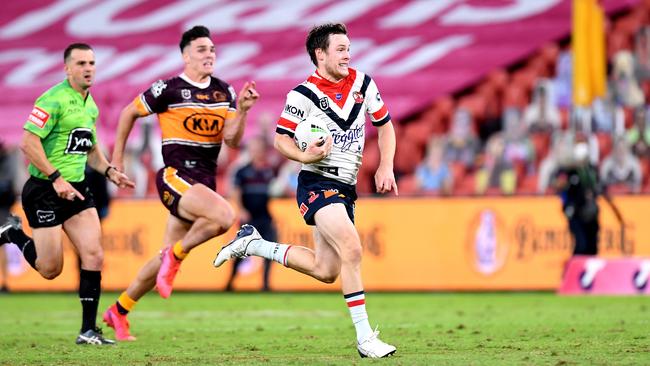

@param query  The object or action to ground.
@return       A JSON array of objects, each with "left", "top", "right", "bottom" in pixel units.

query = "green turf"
[{"left": 0, "top": 292, "right": 648, "bottom": 365}]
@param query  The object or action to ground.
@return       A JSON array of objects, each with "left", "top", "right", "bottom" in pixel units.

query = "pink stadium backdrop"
[{"left": 0, "top": 0, "right": 637, "bottom": 145}]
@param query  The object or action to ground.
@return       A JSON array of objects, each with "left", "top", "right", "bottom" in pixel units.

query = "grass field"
[{"left": 0, "top": 292, "right": 648, "bottom": 365}]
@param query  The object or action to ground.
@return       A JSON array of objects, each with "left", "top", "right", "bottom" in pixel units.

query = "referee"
[{"left": 0, "top": 43, "right": 134, "bottom": 345}]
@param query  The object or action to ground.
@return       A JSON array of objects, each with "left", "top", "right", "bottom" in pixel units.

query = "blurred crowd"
[{"left": 397, "top": 8, "right": 650, "bottom": 197}]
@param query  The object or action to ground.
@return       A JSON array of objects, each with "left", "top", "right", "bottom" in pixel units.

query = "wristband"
[
  {"left": 47, "top": 170, "right": 61, "bottom": 182},
  {"left": 104, "top": 166, "right": 116, "bottom": 178}
]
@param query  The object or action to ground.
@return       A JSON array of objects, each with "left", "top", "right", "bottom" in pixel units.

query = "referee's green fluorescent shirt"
[{"left": 24, "top": 79, "right": 98, "bottom": 182}]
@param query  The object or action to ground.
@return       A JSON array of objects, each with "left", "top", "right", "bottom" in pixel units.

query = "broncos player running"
[{"left": 103, "top": 25, "right": 259, "bottom": 341}]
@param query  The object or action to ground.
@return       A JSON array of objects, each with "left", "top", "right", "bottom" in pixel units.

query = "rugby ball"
[{"left": 294, "top": 119, "right": 331, "bottom": 152}]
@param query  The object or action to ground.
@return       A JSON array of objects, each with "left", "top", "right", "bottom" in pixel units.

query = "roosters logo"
[{"left": 353, "top": 91, "right": 364, "bottom": 104}]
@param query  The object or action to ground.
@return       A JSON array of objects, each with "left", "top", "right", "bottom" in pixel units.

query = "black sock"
[
  {"left": 7, "top": 228, "right": 37, "bottom": 270},
  {"left": 79, "top": 269, "right": 101, "bottom": 333},
  {"left": 115, "top": 301, "right": 129, "bottom": 315}
]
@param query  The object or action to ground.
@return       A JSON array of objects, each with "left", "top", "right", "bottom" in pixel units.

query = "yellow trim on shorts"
[{"left": 163, "top": 167, "right": 192, "bottom": 194}]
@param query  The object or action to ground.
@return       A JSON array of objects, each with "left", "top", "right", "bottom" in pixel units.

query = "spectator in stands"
[
  {"left": 610, "top": 51, "right": 645, "bottom": 108},
  {"left": 414, "top": 137, "right": 452, "bottom": 194},
  {"left": 478, "top": 94, "right": 503, "bottom": 145},
  {"left": 523, "top": 78, "right": 561, "bottom": 133},
  {"left": 553, "top": 50, "right": 572, "bottom": 109},
  {"left": 538, "top": 132, "right": 574, "bottom": 194},
  {"left": 592, "top": 97, "right": 624, "bottom": 134},
  {"left": 571, "top": 108, "right": 600, "bottom": 165},
  {"left": 626, "top": 106, "right": 650, "bottom": 158},
  {"left": 475, "top": 133, "right": 516, "bottom": 195},
  {"left": 599, "top": 137, "right": 643, "bottom": 193},
  {"left": 444, "top": 108, "right": 480, "bottom": 170},
  {"left": 502, "top": 107, "right": 535, "bottom": 175},
  {"left": 633, "top": 26, "right": 650, "bottom": 82}
]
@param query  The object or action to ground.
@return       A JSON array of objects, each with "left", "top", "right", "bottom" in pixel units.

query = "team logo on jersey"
[
  {"left": 150, "top": 80, "right": 167, "bottom": 98},
  {"left": 183, "top": 113, "right": 225, "bottom": 137},
  {"left": 181, "top": 89, "right": 191, "bottom": 99},
  {"left": 353, "top": 91, "right": 364, "bottom": 104},
  {"left": 163, "top": 191, "right": 175, "bottom": 206},
  {"left": 319, "top": 97, "right": 329, "bottom": 110},
  {"left": 65, "top": 128, "right": 93, "bottom": 155},
  {"left": 28, "top": 107, "right": 50, "bottom": 128},
  {"left": 212, "top": 91, "right": 227, "bottom": 102}
]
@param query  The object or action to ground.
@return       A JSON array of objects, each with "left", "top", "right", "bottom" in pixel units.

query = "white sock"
[
  {"left": 247, "top": 239, "right": 292, "bottom": 266},
  {"left": 344, "top": 291, "right": 373, "bottom": 343}
]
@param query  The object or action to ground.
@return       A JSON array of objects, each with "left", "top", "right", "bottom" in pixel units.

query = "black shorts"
[
  {"left": 296, "top": 171, "right": 357, "bottom": 226},
  {"left": 21, "top": 176, "right": 96, "bottom": 228},
  {"left": 156, "top": 166, "right": 216, "bottom": 222}
]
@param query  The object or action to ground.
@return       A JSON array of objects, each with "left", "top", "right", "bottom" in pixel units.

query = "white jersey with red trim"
[{"left": 276, "top": 68, "right": 391, "bottom": 185}]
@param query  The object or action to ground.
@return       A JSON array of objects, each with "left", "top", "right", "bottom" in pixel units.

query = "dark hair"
[
  {"left": 63, "top": 43, "right": 93, "bottom": 62},
  {"left": 180, "top": 25, "right": 211, "bottom": 52},
  {"left": 305, "top": 23, "right": 347, "bottom": 66}
]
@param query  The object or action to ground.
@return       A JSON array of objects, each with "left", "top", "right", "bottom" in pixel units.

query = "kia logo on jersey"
[
  {"left": 183, "top": 113, "right": 224, "bottom": 137},
  {"left": 65, "top": 128, "right": 93, "bottom": 155}
]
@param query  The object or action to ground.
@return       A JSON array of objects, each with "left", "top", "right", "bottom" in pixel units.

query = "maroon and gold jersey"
[{"left": 133, "top": 74, "right": 237, "bottom": 177}]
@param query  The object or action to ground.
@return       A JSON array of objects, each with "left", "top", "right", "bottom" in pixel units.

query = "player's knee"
[
  {"left": 316, "top": 270, "right": 339, "bottom": 284},
  {"left": 80, "top": 248, "right": 104, "bottom": 269},
  {"left": 210, "top": 204, "right": 235, "bottom": 232},
  {"left": 320, "top": 272, "right": 339, "bottom": 284},
  {"left": 39, "top": 263, "right": 63, "bottom": 280},
  {"left": 314, "top": 265, "right": 340, "bottom": 283},
  {"left": 221, "top": 206, "right": 236, "bottom": 230}
]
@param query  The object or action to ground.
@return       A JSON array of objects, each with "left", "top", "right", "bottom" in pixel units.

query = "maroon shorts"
[{"left": 155, "top": 166, "right": 216, "bottom": 221}]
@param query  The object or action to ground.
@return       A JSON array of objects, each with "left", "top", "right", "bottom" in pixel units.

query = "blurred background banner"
[
  {"left": 0, "top": 0, "right": 635, "bottom": 144},
  {"left": 572, "top": 0, "right": 607, "bottom": 106},
  {"left": 5, "top": 196, "right": 647, "bottom": 291}
]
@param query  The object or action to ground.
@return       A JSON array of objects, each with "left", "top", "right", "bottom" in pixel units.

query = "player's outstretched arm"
[
  {"left": 375, "top": 121, "right": 398, "bottom": 196},
  {"left": 111, "top": 102, "right": 142, "bottom": 171},
  {"left": 223, "top": 81, "right": 260, "bottom": 148}
]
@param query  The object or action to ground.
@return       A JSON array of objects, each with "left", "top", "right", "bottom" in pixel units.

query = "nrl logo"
[
  {"left": 181, "top": 89, "right": 191, "bottom": 99},
  {"left": 319, "top": 97, "right": 329, "bottom": 110}
]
